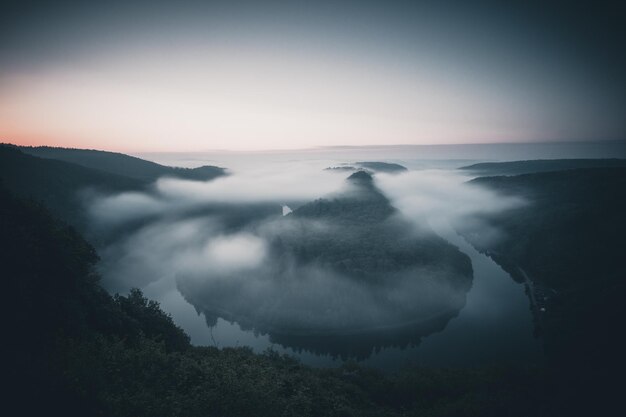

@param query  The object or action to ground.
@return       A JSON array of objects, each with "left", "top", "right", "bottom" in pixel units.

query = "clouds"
[
  {"left": 97, "top": 216, "right": 218, "bottom": 292},
  {"left": 154, "top": 163, "right": 347, "bottom": 203},
  {"left": 88, "top": 191, "right": 167, "bottom": 225},
  {"left": 87, "top": 162, "right": 348, "bottom": 229},
  {"left": 198, "top": 233, "right": 267, "bottom": 272},
  {"left": 374, "top": 169, "right": 525, "bottom": 231}
]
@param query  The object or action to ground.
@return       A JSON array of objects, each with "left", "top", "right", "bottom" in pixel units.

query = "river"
[{"left": 113, "top": 150, "right": 546, "bottom": 370}]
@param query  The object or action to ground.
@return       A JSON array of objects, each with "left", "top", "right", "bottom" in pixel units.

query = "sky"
[{"left": 1, "top": 0, "right": 625, "bottom": 152}]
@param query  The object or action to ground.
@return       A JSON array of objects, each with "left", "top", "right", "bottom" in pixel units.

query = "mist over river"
[
  {"left": 148, "top": 217, "right": 542, "bottom": 369},
  {"left": 87, "top": 143, "right": 626, "bottom": 369}
]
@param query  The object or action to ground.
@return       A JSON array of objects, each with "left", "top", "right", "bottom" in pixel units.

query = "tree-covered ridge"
[
  {"left": 463, "top": 168, "right": 626, "bottom": 290},
  {"left": 324, "top": 161, "right": 408, "bottom": 174},
  {"left": 457, "top": 167, "right": 626, "bottom": 407},
  {"left": 1, "top": 185, "right": 552, "bottom": 417},
  {"left": 459, "top": 158, "right": 626, "bottom": 177},
  {"left": 0, "top": 183, "right": 191, "bottom": 346},
  {"left": 2, "top": 184, "right": 189, "bottom": 414},
  {"left": 294, "top": 170, "right": 395, "bottom": 224},
  {"left": 20, "top": 145, "right": 226, "bottom": 182},
  {"left": 0, "top": 144, "right": 145, "bottom": 228},
  {"left": 289, "top": 171, "right": 471, "bottom": 282},
  {"left": 0, "top": 144, "right": 226, "bottom": 230},
  {"left": 354, "top": 161, "right": 408, "bottom": 173}
]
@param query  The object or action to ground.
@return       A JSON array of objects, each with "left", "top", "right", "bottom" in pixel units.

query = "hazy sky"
[{"left": 1, "top": 0, "right": 624, "bottom": 151}]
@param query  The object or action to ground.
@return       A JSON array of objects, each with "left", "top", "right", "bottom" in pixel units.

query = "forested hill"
[
  {"left": 286, "top": 170, "right": 472, "bottom": 282},
  {"left": 21, "top": 145, "right": 226, "bottom": 182},
  {"left": 459, "top": 158, "right": 626, "bottom": 176},
  {"left": 458, "top": 167, "right": 626, "bottom": 401},
  {"left": 1, "top": 144, "right": 227, "bottom": 229},
  {"left": 324, "top": 161, "right": 407, "bottom": 173},
  {"left": 462, "top": 167, "right": 626, "bottom": 294},
  {"left": 354, "top": 161, "right": 408, "bottom": 173},
  {"left": 2, "top": 184, "right": 190, "bottom": 416},
  {"left": 294, "top": 170, "right": 395, "bottom": 223},
  {"left": 0, "top": 145, "right": 145, "bottom": 226}
]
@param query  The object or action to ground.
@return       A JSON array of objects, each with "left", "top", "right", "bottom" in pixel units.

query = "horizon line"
[{"left": 5, "top": 138, "right": 625, "bottom": 155}]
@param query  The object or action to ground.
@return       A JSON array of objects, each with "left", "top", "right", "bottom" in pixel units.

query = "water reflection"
[{"left": 256, "top": 311, "right": 458, "bottom": 360}]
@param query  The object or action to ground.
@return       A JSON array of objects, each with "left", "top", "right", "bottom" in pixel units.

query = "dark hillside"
[
  {"left": 457, "top": 168, "right": 626, "bottom": 413},
  {"left": 1, "top": 184, "right": 189, "bottom": 415},
  {"left": 21, "top": 145, "right": 226, "bottom": 182},
  {"left": 0, "top": 145, "right": 143, "bottom": 226},
  {"left": 355, "top": 162, "right": 407, "bottom": 173},
  {"left": 459, "top": 158, "right": 626, "bottom": 176}
]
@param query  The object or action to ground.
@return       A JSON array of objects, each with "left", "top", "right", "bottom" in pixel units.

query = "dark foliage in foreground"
[{"left": 1, "top": 185, "right": 553, "bottom": 416}]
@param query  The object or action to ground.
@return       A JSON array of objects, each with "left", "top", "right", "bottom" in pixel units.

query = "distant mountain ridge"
[
  {"left": 20, "top": 145, "right": 226, "bottom": 182},
  {"left": 325, "top": 161, "right": 407, "bottom": 174},
  {"left": 459, "top": 158, "right": 626, "bottom": 176}
]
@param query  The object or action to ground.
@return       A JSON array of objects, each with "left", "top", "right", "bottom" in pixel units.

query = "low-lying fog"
[{"left": 85, "top": 150, "right": 538, "bottom": 366}]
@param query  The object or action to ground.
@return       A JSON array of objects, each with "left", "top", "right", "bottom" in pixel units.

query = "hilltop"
[
  {"left": 325, "top": 161, "right": 408, "bottom": 174},
  {"left": 459, "top": 158, "right": 626, "bottom": 177},
  {"left": 0, "top": 144, "right": 226, "bottom": 229},
  {"left": 20, "top": 145, "right": 226, "bottom": 182}
]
